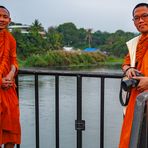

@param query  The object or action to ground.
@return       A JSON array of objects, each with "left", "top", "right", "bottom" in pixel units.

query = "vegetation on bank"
[
  {"left": 19, "top": 50, "right": 107, "bottom": 68},
  {"left": 18, "top": 51, "right": 123, "bottom": 69},
  {"left": 10, "top": 20, "right": 136, "bottom": 68}
]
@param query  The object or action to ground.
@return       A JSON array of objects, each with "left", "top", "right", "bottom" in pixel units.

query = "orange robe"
[
  {"left": 119, "top": 34, "right": 148, "bottom": 148},
  {"left": 0, "top": 29, "right": 21, "bottom": 145}
]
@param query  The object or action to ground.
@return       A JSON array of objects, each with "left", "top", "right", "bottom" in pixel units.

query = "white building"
[
  {"left": 8, "top": 25, "right": 46, "bottom": 37},
  {"left": 63, "top": 46, "right": 74, "bottom": 51},
  {"left": 8, "top": 25, "right": 30, "bottom": 33}
]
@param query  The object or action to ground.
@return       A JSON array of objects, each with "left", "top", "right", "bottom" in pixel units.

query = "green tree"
[
  {"left": 46, "top": 27, "right": 63, "bottom": 50},
  {"left": 99, "top": 30, "right": 136, "bottom": 57},
  {"left": 57, "top": 22, "right": 79, "bottom": 47},
  {"left": 76, "top": 28, "right": 87, "bottom": 49}
]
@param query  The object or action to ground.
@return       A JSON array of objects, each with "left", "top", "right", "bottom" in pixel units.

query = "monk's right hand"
[{"left": 133, "top": 76, "right": 148, "bottom": 92}]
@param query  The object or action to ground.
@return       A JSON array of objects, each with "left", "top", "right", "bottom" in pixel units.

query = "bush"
[
  {"left": 22, "top": 50, "right": 107, "bottom": 68},
  {"left": 24, "top": 54, "right": 48, "bottom": 67}
]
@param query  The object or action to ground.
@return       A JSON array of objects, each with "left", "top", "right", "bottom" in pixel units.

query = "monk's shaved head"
[
  {"left": 0, "top": 6, "right": 10, "bottom": 16},
  {"left": 132, "top": 3, "right": 148, "bottom": 16}
]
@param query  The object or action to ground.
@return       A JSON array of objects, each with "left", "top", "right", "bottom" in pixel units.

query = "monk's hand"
[
  {"left": 5, "top": 70, "right": 15, "bottom": 81},
  {"left": 133, "top": 76, "right": 148, "bottom": 92},
  {"left": 1, "top": 77, "right": 13, "bottom": 89},
  {"left": 124, "top": 67, "right": 140, "bottom": 79}
]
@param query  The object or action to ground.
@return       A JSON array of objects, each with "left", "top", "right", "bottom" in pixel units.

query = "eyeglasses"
[{"left": 133, "top": 13, "right": 148, "bottom": 23}]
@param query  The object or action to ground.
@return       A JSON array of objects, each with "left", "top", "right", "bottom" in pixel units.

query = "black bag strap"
[{"left": 119, "top": 77, "right": 131, "bottom": 106}]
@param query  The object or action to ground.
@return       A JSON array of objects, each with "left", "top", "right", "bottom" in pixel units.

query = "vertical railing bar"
[
  {"left": 16, "top": 76, "right": 20, "bottom": 148},
  {"left": 35, "top": 74, "right": 40, "bottom": 148},
  {"left": 16, "top": 76, "right": 19, "bottom": 98},
  {"left": 100, "top": 77, "right": 105, "bottom": 148},
  {"left": 55, "top": 75, "right": 60, "bottom": 148},
  {"left": 77, "top": 75, "right": 82, "bottom": 148}
]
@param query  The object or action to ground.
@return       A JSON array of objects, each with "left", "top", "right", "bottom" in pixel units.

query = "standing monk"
[
  {"left": 0, "top": 6, "right": 21, "bottom": 148},
  {"left": 119, "top": 3, "right": 148, "bottom": 148}
]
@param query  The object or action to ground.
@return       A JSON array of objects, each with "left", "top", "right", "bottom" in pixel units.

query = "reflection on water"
[{"left": 18, "top": 68, "right": 123, "bottom": 148}]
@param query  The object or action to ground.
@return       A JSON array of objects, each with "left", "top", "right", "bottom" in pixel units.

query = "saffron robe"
[
  {"left": 0, "top": 29, "right": 21, "bottom": 145},
  {"left": 119, "top": 34, "right": 148, "bottom": 148}
]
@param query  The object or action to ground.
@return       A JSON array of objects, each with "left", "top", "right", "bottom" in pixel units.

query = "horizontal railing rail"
[
  {"left": 16, "top": 68, "right": 123, "bottom": 148},
  {"left": 18, "top": 68, "right": 122, "bottom": 78}
]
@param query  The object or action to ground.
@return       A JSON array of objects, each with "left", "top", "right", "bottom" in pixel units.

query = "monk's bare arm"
[
  {"left": 5, "top": 65, "right": 16, "bottom": 81},
  {"left": 6, "top": 34, "right": 18, "bottom": 81}
]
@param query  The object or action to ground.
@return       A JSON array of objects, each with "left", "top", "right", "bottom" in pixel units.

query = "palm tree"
[
  {"left": 85, "top": 28, "right": 92, "bottom": 48},
  {"left": 29, "top": 19, "right": 44, "bottom": 32}
]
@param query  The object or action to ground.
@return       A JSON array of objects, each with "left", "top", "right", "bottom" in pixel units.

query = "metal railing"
[
  {"left": 16, "top": 68, "right": 122, "bottom": 148},
  {"left": 130, "top": 92, "right": 148, "bottom": 148}
]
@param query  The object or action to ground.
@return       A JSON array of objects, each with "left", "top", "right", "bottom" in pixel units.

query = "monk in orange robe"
[
  {"left": 0, "top": 6, "right": 21, "bottom": 148},
  {"left": 119, "top": 3, "right": 148, "bottom": 148}
]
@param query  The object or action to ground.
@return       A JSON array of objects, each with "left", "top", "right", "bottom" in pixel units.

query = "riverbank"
[{"left": 18, "top": 50, "right": 123, "bottom": 70}]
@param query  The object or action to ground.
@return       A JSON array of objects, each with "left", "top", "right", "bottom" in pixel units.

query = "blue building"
[{"left": 83, "top": 47, "right": 98, "bottom": 52}]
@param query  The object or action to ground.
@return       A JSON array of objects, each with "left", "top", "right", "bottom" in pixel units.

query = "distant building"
[
  {"left": 83, "top": 47, "right": 99, "bottom": 52},
  {"left": 63, "top": 46, "right": 74, "bottom": 51},
  {"left": 8, "top": 25, "right": 30, "bottom": 33},
  {"left": 8, "top": 25, "right": 46, "bottom": 37}
]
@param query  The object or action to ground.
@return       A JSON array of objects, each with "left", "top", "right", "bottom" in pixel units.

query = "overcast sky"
[{"left": 1, "top": 0, "right": 148, "bottom": 33}]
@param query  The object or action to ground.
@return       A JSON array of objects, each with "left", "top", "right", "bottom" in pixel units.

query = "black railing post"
[
  {"left": 55, "top": 75, "right": 60, "bottom": 148},
  {"left": 35, "top": 74, "right": 40, "bottom": 148},
  {"left": 76, "top": 75, "right": 84, "bottom": 148},
  {"left": 15, "top": 76, "right": 20, "bottom": 148},
  {"left": 100, "top": 77, "right": 105, "bottom": 148},
  {"left": 16, "top": 76, "right": 19, "bottom": 98}
]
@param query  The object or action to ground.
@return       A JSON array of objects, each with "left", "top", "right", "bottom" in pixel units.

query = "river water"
[{"left": 18, "top": 68, "right": 123, "bottom": 148}]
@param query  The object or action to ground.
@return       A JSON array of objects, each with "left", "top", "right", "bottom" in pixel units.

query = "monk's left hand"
[
  {"left": 133, "top": 76, "right": 148, "bottom": 92},
  {"left": 1, "top": 77, "right": 13, "bottom": 89}
]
